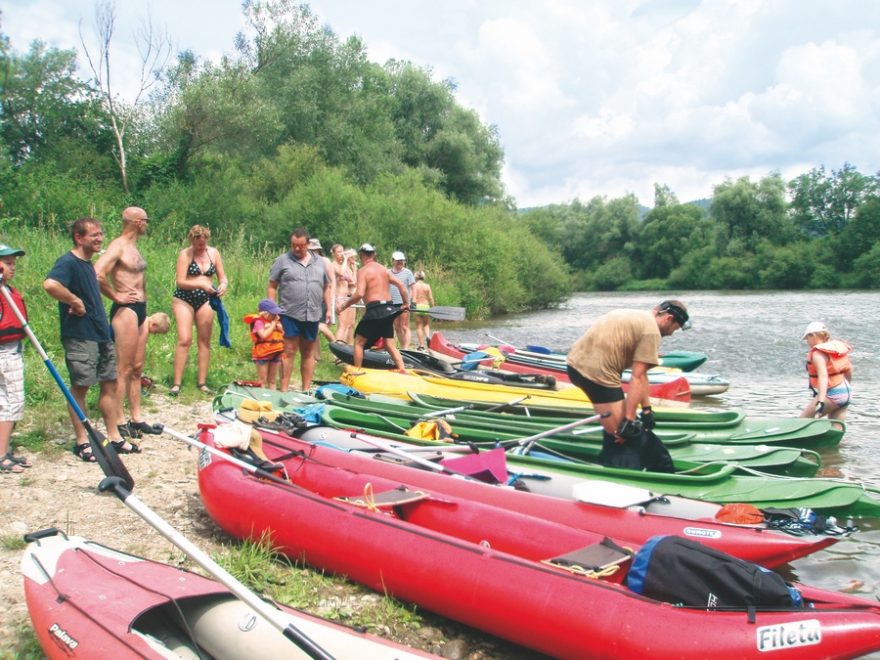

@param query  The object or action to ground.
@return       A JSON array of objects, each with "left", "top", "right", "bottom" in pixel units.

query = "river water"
[{"left": 443, "top": 290, "right": 880, "bottom": 605}]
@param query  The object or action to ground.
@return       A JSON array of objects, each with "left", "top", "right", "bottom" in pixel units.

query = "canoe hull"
[{"left": 197, "top": 428, "right": 880, "bottom": 659}]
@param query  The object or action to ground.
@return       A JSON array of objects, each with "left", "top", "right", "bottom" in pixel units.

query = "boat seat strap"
[
  {"left": 543, "top": 537, "right": 633, "bottom": 578},
  {"left": 337, "top": 484, "right": 429, "bottom": 512}
]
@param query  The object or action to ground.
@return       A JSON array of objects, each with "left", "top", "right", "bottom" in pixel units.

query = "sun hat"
[
  {"left": 0, "top": 243, "right": 25, "bottom": 257},
  {"left": 258, "top": 298, "right": 283, "bottom": 315},
  {"left": 358, "top": 243, "right": 376, "bottom": 253},
  {"left": 307, "top": 238, "right": 322, "bottom": 251},
  {"left": 391, "top": 250, "right": 406, "bottom": 261},
  {"left": 802, "top": 321, "right": 828, "bottom": 339}
]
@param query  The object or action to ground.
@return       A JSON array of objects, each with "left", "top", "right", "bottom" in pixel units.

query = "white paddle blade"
[{"left": 572, "top": 480, "right": 658, "bottom": 508}]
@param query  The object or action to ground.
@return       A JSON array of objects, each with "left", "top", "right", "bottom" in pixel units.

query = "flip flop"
[{"left": 168, "top": 384, "right": 181, "bottom": 398}]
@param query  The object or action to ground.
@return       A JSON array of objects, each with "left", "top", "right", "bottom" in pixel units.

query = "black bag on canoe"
[
  {"left": 598, "top": 428, "right": 674, "bottom": 473},
  {"left": 627, "top": 535, "right": 803, "bottom": 609}
]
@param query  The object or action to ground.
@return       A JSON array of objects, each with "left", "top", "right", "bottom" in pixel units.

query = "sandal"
[
  {"left": 110, "top": 439, "right": 142, "bottom": 454},
  {"left": 0, "top": 455, "right": 24, "bottom": 473},
  {"left": 196, "top": 383, "right": 214, "bottom": 395},
  {"left": 73, "top": 443, "right": 97, "bottom": 463},
  {"left": 129, "top": 420, "right": 163, "bottom": 435},
  {"left": 5, "top": 451, "right": 33, "bottom": 468},
  {"left": 168, "top": 384, "right": 181, "bottom": 398}
]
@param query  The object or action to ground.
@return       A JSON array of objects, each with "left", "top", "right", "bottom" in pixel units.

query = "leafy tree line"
[
  {"left": 522, "top": 165, "right": 880, "bottom": 291},
  {"left": 0, "top": 0, "right": 569, "bottom": 317}
]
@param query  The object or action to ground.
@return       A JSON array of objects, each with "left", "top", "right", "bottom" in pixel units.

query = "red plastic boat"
[
  {"left": 430, "top": 331, "right": 692, "bottom": 402},
  {"left": 22, "top": 529, "right": 433, "bottom": 659},
  {"left": 259, "top": 424, "right": 839, "bottom": 568},
  {"left": 196, "top": 425, "right": 880, "bottom": 659}
]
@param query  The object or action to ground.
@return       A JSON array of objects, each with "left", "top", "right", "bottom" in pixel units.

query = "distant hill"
[{"left": 639, "top": 198, "right": 710, "bottom": 220}]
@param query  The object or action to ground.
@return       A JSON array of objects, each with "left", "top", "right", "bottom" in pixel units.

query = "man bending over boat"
[
  {"left": 337, "top": 244, "right": 409, "bottom": 372},
  {"left": 566, "top": 300, "right": 689, "bottom": 465}
]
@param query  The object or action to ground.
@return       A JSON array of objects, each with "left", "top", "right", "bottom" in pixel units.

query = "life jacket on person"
[
  {"left": 243, "top": 313, "right": 284, "bottom": 360},
  {"left": 806, "top": 340, "right": 852, "bottom": 390},
  {"left": 0, "top": 286, "right": 27, "bottom": 343}
]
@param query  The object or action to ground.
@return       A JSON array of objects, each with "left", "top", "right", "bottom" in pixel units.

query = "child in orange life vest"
[
  {"left": 0, "top": 244, "right": 33, "bottom": 473},
  {"left": 799, "top": 321, "right": 853, "bottom": 421},
  {"left": 244, "top": 299, "right": 286, "bottom": 389}
]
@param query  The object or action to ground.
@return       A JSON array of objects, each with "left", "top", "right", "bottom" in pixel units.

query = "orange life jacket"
[
  {"left": 806, "top": 340, "right": 852, "bottom": 390},
  {"left": 0, "top": 286, "right": 27, "bottom": 343},
  {"left": 243, "top": 313, "right": 284, "bottom": 361}
]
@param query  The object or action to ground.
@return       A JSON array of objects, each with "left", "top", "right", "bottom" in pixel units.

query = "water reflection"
[{"left": 443, "top": 290, "right": 879, "bottom": 601}]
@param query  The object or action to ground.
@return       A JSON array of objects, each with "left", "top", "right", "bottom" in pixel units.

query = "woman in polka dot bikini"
[{"left": 170, "top": 225, "right": 228, "bottom": 396}]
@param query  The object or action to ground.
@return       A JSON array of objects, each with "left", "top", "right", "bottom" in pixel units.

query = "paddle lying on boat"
[
  {"left": 193, "top": 423, "right": 880, "bottom": 658},
  {"left": 355, "top": 304, "right": 466, "bottom": 321}
]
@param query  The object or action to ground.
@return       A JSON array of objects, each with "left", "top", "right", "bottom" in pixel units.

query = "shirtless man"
[
  {"left": 337, "top": 243, "right": 409, "bottom": 371},
  {"left": 95, "top": 207, "right": 161, "bottom": 439}
]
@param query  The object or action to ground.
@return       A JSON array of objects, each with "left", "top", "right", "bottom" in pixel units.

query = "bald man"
[{"left": 95, "top": 207, "right": 161, "bottom": 441}]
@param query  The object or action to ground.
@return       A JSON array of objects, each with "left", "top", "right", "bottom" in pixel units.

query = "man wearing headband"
[{"left": 566, "top": 300, "right": 689, "bottom": 466}]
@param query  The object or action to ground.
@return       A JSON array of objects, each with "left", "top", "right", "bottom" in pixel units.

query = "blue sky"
[{"left": 4, "top": 0, "right": 880, "bottom": 208}]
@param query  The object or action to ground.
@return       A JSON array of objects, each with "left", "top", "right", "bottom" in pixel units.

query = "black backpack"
[{"left": 627, "top": 535, "right": 803, "bottom": 609}]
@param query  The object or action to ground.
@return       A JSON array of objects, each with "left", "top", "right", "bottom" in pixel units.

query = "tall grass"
[{"left": 2, "top": 222, "right": 347, "bottom": 450}]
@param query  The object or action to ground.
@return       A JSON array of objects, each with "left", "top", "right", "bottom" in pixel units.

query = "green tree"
[
  {"left": 836, "top": 196, "right": 880, "bottom": 265},
  {"left": 638, "top": 203, "right": 708, "bottom": 279},
  {"left": 788, "top": 163, "right": 879, "bottom": 237},
  {"left": 711, "top": 174, "right": 790, "bottom": 254}
]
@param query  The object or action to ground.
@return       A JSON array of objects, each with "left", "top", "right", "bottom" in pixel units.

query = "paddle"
[
  {"left": 353, "top": 303, "right": 466, "bottom": 321},
  {"left": 0, "top": 274, "right": 134, "bottom": 490},
  {"left": 89, "top": 420, "right": 335, "bottom": 660},
  {"left": 503, "top": 412, "right": 609, "bottom": 454}
]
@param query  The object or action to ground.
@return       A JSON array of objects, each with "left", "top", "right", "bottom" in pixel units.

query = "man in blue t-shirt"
[{"left": 44, "top": 218, "right": 137, "bottom": 462}]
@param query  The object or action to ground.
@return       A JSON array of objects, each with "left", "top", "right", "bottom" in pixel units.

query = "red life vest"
[
  {"left": 806, "top": 340, "right": 852, "bottom": 390},
  {"left": 0, "top": 286, "right": 27, "bottom": 343},
  {"left": 243, "top": 313, "right": 284, "bottom": 361}
]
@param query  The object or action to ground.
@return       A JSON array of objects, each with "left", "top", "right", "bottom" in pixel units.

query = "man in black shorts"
[
  {"left": 337, "top": 244, "right": 409, "bottom": 372},
  {"left": 44, "top": 218, "right": 137, "bottom": 462},
  {"left": 566, "top": 301, "right": 689, "bottom": 463}
]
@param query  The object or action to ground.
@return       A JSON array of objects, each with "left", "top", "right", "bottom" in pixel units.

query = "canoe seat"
[
  {"left": 543, "top": 537, "right": 633, "bottom": 578},
  {"left": 337, "top": 484, "right": 430, "bottom": 511}
]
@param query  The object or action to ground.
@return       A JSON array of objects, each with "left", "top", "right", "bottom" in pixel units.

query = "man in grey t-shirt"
[
  {"left": 388, "top": 251, "right": 415, "bottom": 350},
  {"left": 267, "top": 228, "right": 331, "bottom": 391}
]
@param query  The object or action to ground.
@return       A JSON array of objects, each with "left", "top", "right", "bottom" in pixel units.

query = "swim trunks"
[{"left": 110, "top": 301, "right": 147, "bottom": 326}]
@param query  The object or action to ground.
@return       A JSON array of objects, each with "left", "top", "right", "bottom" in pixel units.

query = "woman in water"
[{"left": 800, "top": 321, "right": 852, "bottom": 421}]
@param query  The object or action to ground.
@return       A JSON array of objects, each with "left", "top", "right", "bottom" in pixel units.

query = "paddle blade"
[
  {"left": 424, "top": 306, "right": 466, "bottom": 321},
  {"left": 85, "top": 421, "right": 135, "bottom": 491}
]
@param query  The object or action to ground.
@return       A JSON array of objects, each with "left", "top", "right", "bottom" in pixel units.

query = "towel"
[{"left": 209, "top": 295, "right": 232, "bottom": 348}]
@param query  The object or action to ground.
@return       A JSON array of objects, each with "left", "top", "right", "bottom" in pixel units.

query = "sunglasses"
[{"left": 659, "top": 302, "right": 690, "bottom": 330}]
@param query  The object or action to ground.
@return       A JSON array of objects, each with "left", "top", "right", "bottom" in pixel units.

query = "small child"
[
  {"left": 244, "top": 299, "right": 285, "bottom": 389},
  {"left": 147, "top": 312, "right": 171, "bottom": 335},
  {"left": 0, "top": 243, "right": 32, "bottom": 473}
]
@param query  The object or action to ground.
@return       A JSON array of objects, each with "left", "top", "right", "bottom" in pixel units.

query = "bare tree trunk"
[{"left": 80, "top": 0, "right": 170, "bottom": 194}]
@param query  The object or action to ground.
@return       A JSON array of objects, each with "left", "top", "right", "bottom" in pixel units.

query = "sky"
[{"left": 4, "top": 0, "right": 880, "bottom": 208}]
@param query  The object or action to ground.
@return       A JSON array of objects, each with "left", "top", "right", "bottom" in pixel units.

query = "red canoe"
[
  {"left": 267, "top": 424, "right": 838, "bottom": 568},
  {"left": 430, "top": 331, "right": 691, "bottom": 402},
  {"left": 22, "top": 530, "right": 433, "bottom": 659},
  {"left": 196, "top": 426, "right": 880, "bottom": 659}
]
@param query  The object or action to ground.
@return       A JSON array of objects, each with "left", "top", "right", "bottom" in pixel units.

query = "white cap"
[
  {"left": 391, "top": 251, "right": 406, "bottom": 261},
  {"left": 802, "top": 321, "right": 828, "bottom": 339},
  {"left": 358, "top": 243, "right": 376, "bottom": 253}
]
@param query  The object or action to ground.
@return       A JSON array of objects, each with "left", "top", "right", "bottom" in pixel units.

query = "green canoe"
[
  {"left": 321, "top": 391, "right": 821, "bottom": 477},
  {"left": 406, "top": 393, "right": 845, "bottom": 449},
  {"left": 317, "top": 405, "right": 880, "bottom": 517}
]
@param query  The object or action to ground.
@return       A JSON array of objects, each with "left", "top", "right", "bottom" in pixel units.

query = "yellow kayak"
[{"left": 339, "top": 366, "right": 687, "bottom": 411}]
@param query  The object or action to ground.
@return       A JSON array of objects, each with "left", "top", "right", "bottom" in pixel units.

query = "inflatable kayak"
[
  {"left": 21, "top": 529, "right": 432, "bottom": 659},
  {"left": 239, "top": 422, "right": 839, "bottom": 567},
  {"left": 318, "top": 392, "right": 821, "bottom": 477},
  {"left": 196, "top": 426, "right": 880, "bottom": 658}
]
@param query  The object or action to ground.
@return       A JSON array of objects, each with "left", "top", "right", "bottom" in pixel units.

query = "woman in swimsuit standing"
[
  {"left": 332, "top": 245, "right": 358, "bottom": 344},
  {"left": 170, "top": 225, "right": 228, "bottom": 396}
]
